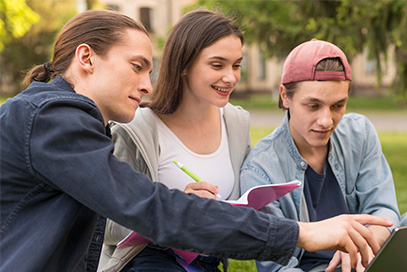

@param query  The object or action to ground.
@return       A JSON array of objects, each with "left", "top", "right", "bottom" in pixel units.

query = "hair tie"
[{"left": 43, "top": 62, "right": 53, "bottom": 75}]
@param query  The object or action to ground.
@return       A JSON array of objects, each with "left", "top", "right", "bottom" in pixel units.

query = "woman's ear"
[
  {"left": 75, "top": 44, "right": 94, "bottom": 74},
  {"left": 279, "top": 84, "right": 290, "bottom": 109}
]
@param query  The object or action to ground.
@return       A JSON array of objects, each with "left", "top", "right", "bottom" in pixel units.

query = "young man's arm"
[{"left": 29, "top": 101, "right": 392, "bottom": 266}]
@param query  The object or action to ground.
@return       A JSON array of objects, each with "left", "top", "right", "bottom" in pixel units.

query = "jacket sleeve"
[
  {"left": 103, "top": 122, "right": 152, "bottom": 245},
  {"left": 335, "top": 115, "right": 401, "bottom": 229},
  {"left": 28, "top": 100, "right": 299, "bottom": 264}
]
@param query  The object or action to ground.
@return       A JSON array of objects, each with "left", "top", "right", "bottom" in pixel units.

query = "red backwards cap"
[{"left": 281, "top": 39, "right": 352, "bottom": 84}]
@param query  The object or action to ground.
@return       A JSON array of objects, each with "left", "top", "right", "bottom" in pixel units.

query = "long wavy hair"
[{"left": 147, "top": 9, "right": 243, "bottom": 114}]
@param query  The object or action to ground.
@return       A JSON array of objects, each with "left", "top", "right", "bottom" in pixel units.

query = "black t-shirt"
[{"left": 300, "top": 155, "right": 348, "bottom": 271}]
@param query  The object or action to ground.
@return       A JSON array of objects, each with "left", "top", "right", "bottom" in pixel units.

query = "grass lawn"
[
  {"left": 230, "top": 93, "right": 407, "bottom": 113},
  {"left": 0, "top": 96, "right": 10, "bottom": 104},
  {"left": 379, "top": 132, "right": 407, "bottom": 214}
]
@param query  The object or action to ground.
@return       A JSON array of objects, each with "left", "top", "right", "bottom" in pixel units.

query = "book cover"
[{"left": 225, "top": 180, "right": 301, "bottom": 210}]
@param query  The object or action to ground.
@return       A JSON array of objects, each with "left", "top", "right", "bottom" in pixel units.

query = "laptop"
[{"left": 365, "top": 226, "right": 407, "bottom": 271}]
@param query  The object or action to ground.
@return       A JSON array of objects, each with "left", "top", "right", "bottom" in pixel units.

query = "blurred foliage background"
[
  {"left": 194, "top": 0, "right": 407, "bottom": 104},
  {"left": 0, "top": 0, "right": 78, "bottom": 93},
  {"left": 1, "top": 0, "right": 407, "bottom": 105}
]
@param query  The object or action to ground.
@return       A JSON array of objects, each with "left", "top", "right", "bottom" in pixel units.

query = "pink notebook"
[
  {"left": 117, "top": 180, "right": 301, "bottom": 264},
  {"left": 224, "top": 180, "right": 301, "bottom": 210}
]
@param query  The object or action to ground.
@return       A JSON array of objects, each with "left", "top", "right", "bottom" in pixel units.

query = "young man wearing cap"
[{"left": 240, "top": 39, "right": 401, "bottom": 272}]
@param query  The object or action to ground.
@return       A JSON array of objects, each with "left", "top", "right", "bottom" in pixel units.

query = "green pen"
[{"left": 173, "top": 160, "right": 222, "bottom": 199}]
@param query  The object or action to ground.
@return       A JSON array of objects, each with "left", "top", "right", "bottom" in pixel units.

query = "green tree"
[
  {"left": 0, "top": 0, "right": 76, "bottom": 94},
  {"left": 196, "top": 0, "right": 407, "bottom": 104},
  {"left": 0, "top": 0, "right": 40, "bottom": 52},
  {"left": 86, "top": 0, "right": 102, "bottom": 9}
]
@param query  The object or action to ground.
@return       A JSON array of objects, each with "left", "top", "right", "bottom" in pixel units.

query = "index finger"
[{"left": 352, "top": 214, "right": 393, "bottom": 229}]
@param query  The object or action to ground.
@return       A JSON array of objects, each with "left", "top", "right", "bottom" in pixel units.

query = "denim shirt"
[
  {"left": 1, "top": 77, "right": 299, "bottom": 271},
  {"left": 240, "top": 112, "right": 401, "bottom": 272}
]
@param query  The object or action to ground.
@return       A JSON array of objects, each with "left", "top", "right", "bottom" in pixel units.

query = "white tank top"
[{"left": 150, "top": 108, "right": 234, "bottom": 200}]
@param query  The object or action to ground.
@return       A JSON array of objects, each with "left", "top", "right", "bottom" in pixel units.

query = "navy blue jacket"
[{"left": 0, "top": 76, "right": 298, "bottom": 271}]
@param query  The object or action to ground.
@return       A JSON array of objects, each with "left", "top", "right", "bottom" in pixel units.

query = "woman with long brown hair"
[{"left": 101, "top": 9, "right": 250, "bottom": 272}]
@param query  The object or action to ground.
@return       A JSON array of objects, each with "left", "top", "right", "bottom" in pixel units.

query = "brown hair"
[
  {"left": 278, "top": 58, "right": 350, "bottom": 109},
  {"left": 23, "top": 9, "right": 148, "bottom": 87},
  {"left": 147, "top": 9, "right": 243, "bottom": 114}
]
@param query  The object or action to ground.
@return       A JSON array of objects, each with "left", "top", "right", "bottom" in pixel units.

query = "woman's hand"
[{"left": 184, "top": 181, "right": 220, "bottom": 199}]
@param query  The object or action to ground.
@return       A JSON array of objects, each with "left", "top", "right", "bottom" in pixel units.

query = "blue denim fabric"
[
  {"left": 1, "top": 77, "right": 299, "bottom": 271},
  {"left": 401, "top": 212, "right": 407, "bottom": 226},
  {"left": 240, "top": 112, "right": 401, "bottom": 272},
  {"left": 122, "top": 244, "right": 221, "bottom": 272}
]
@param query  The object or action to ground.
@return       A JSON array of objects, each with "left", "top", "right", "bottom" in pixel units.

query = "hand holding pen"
[{"left": 173, "top": 160, "right": 222, "bottom": 199}]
